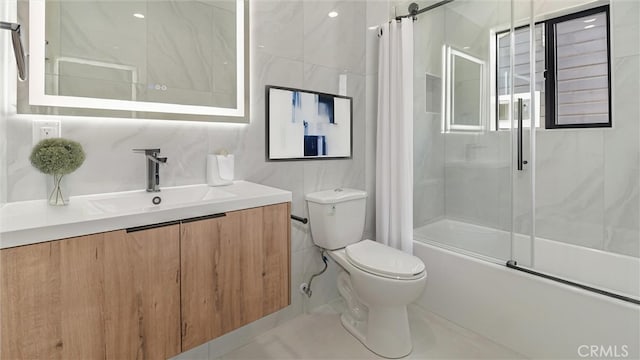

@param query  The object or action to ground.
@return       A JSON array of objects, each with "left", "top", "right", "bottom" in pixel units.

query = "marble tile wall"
[
  {"left": 1, "top": 0, "right": 377, "bottom": 358},
  {"left": 0, "top": 74, "right": 7, "bottom": 205},
  {"left": 533, "top": 130, "right": 605, "bottom": 249}
]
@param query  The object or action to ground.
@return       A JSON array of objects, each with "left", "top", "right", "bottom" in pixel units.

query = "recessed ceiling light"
[
  {"left": 584, "top": 18, "right": 596, "bottom": 23},
  {"left": 463, "top": 46, "right": 470, "bottom": 50},
  {"left": 328, "top": 11, "right": 338, "bottom": 18},
  {"left": 584, "top": 24, "right": 595, "bottom": 29},
  {"left": 368, "top": 25, "right": 378, "bottom": 30},
  {"left": 133, "top": 13, "right": 145, "bottom": 19}
]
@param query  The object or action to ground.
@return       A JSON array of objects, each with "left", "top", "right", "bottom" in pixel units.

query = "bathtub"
[{"left": 412, "top": 219, "right": 640, "bottom": 359}]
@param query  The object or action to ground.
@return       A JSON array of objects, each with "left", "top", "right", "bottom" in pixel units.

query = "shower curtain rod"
[{"left": 395, "top": 0, "right": 455, "bottom": 21}]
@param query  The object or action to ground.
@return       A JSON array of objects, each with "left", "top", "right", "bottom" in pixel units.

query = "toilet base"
[{"left": 340, "top": 305, "right": 413, "bottom": 359}]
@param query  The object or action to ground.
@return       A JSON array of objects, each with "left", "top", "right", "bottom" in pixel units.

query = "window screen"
[{"left": 549, "top": 9, "right": 610, "bottom": 127}]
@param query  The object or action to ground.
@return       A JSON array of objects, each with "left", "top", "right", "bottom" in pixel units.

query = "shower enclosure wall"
[{"left": 412, "top": 0, "right": 639, "bottom": 304}]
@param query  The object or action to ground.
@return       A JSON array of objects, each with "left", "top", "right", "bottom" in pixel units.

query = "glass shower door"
[
  {"left": 524, "top": 0, "right": 639, "bottom": 301},
  {"left": 505, "top": 0, "right": 536, "bottom": 268},
  {"left": 412, "top": 0, "right": 518, "bottom": 264},
  {"left": 412, "top": 0, "right": 638, "bottom": 303}
]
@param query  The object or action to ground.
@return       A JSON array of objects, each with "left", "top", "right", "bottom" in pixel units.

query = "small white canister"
[{"left": 207, "top": 153, "right": 234, "bottom": 186}]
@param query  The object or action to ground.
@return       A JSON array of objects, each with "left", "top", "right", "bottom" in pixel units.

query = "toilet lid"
[{"left": 345, "top": 240, "right": 426, "bottom": 280}]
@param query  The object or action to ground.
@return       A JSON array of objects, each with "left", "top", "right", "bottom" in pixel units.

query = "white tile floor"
[{"left": 217, "top": 303, "right": 526, "bottom": 359}]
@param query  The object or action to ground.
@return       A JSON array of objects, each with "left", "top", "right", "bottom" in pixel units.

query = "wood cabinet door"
[
  {"left": 1, "top": 238, "right": 66, "bottom": 359},
  {"left": 180, "top": 203, "right": 291, "bottom": 351},
  {"left": 0, "top": 226, "right": 181, "bottom": 359},
  {"left": 110, "top": 225, "right": 182, "bottom": 359}
]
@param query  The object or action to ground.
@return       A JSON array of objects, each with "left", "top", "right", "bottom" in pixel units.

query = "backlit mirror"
[
  {"left": 21, "top": 0, "right": 248, "bottom": 123},
  {"left": 443, "top": 45, "right": 485, "bottom": 132}
]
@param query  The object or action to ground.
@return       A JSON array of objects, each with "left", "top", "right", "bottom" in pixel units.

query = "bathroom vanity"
[{"left": 0, "top": 181, "right": 291, "bottom": 359}]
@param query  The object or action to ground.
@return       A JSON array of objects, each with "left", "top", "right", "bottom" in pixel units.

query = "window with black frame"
[{"left": 495, "top": 5, "right": 611, "bottom": 130}]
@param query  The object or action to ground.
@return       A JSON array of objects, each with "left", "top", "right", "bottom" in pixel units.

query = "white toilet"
[{"left": 306, "top": 188, "right": 427, "bottom": 359}]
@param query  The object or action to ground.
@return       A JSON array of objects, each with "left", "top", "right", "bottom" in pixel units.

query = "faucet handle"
[
  {"left": 133, "top": 148, "right": 161, "bottom": 155},
  {"left": 153, "top": 156, "right": 168, "bottom": 164}
]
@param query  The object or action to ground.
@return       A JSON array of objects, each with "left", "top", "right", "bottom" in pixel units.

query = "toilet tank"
[{"left": 305, "top": 188, "right": 367, "bottom": 250}]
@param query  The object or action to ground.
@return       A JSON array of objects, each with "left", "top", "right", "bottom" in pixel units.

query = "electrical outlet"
[
  {"left": 32, "top": 120, "right": 61, "bottom": 145},
  {"left": 40, "top": 127, "right": 55, "bottom": 138}
]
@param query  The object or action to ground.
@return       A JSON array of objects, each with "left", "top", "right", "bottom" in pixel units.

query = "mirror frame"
[
  {"left": 442, "top": 45, "right": 485, "bottom": 133},
  {"left": 27, "top": 0, "right": 249, "bottom": 123}
]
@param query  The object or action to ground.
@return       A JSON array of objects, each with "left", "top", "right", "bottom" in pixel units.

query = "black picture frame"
[{"left": 265, "top": 85, "right": 353, "bottom": 161}]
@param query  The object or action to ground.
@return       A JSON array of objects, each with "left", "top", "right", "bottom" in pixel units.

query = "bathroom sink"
[{"left": 85, "top": 185, "right": 236, "bottom": 214}]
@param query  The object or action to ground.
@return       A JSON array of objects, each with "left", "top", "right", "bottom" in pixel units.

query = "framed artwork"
[{"left": 266, "top": 85, "right": 353, "bottom": 160}]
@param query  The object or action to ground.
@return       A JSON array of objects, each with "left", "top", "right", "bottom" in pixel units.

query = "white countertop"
[{"left": 0, "top": 181, "right": 292, "bottom": 249}]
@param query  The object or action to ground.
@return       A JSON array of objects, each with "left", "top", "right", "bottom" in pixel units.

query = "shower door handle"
[{"left": 517, "top": 98, "right": 527, "bottom": 171}]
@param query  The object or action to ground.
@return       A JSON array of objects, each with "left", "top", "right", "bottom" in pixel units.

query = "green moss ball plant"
[{"left": 29, "top": 138, "right": 85, "bottom": 205}]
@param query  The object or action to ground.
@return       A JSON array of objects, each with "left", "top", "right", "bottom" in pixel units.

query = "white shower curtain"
[{"left": 376, "top": 18, "right": 413, "bottom": 254}]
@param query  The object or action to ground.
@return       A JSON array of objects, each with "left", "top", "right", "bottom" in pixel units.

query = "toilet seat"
[{"left": 345, "top": 240, "right": 426, "bottom": 280}]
